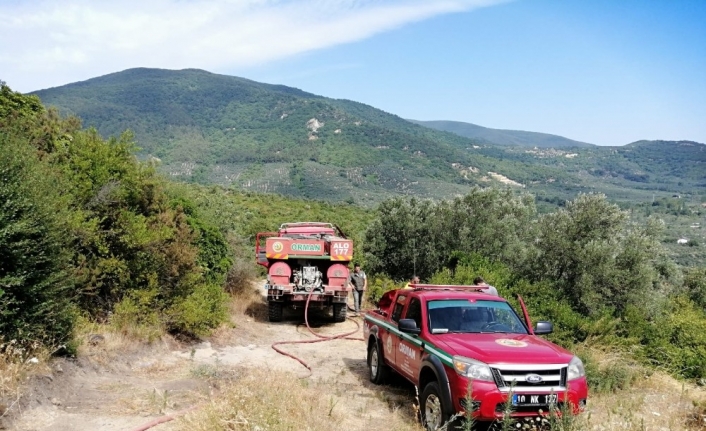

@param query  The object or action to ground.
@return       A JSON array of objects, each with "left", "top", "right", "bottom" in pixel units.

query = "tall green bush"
[
  {"left": 638, "top": 296, "right": 706, "bottom": 379},
  {"left": 683, "top": 267, "right": 706, "bottom": 309},
  {"left": 1, "top": 82, "right": 232, "bottom": 342},
  {"left": 0, "top": 132, "right": 74, "bottom": 344}
]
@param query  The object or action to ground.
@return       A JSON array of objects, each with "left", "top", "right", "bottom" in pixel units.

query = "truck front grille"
[{"left": 490, "top": 364, "right": 567, "bottom": 392}]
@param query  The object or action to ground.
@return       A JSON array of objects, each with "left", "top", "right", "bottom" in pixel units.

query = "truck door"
[
  {"left": 397, "top": 297, "right": 424, "bottom": 380},
  {"left": 388, "top": 294, "right": 407, "bottom": 372}
]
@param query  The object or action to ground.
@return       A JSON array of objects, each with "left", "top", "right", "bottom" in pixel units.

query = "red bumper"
[{"left": 448, "top": 372, "right": 588, "bottom": 421}]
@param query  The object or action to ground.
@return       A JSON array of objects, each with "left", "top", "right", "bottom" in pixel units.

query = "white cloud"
[{"left": 0, "top": 0, "right": 504, "bottom": 92}]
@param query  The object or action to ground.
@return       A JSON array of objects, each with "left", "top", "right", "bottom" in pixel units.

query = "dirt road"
[{"left": 4, "top": 289, "right": 420, "bottom": 431}]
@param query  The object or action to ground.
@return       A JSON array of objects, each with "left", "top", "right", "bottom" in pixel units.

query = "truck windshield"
[{"left": 427, "top": 300, "right": 528, "bottom": 334}]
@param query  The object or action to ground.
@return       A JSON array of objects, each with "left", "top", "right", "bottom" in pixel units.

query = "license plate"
[{"left": 512, "top": 393, "right": 558, "bottom": 406}]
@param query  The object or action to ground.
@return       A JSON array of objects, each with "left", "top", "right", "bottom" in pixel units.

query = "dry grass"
[
  {"left": 227, "top": 283, "right": 267, "bottom": 320},
  {"left": 0, "top": 340, "right": 51, "bottom": 418},
  {"left": 178, "top": 367, "right": 423, "bottom": 431},
  {"left": 117, "top": 386, "right": 201, "bottom": 417},
  {"left": 177, "top": 368, "right": 345, "bottom": 431},
  {"left": 579, "top": 369, "right": 706, "bottom": 430},
  {"left": 207, "top": 285, "right": 266, "bottom": 347},
  {"left": 71, "top": 314, "right": 177, "bottom": 367}
]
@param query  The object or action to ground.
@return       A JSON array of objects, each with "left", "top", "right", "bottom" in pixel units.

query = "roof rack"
[
  {"left": 280, "top": 222, "right": 335, "bottom": 229},
  {"left": 279, "top": 222, "right": 347, "bottom": 238},
  {"left": 410, "top": 284, "right": 485, "bottom": 292}
]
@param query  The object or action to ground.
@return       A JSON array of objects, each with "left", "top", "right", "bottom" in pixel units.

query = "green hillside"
[
  {"left": 31, "top": 68, "right": 705, "bottom": 208},
  {"left": 409, "top": 119, "right": 594, "bottom": 148}
]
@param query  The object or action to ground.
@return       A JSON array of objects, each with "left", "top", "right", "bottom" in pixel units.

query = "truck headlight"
[
  {"left": 452, "top": 356, "right": 493, "bottom": 381},
  {"left": 567, "top": 356, "right": 586, "bottom": 381}
]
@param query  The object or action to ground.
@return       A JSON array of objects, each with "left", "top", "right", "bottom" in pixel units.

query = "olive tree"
[
  {"left": 363, "top": 188, "right": 536, "bottom": 280},
  {"left": 527, "top": 193, "right": 668, "bottom": 316}
]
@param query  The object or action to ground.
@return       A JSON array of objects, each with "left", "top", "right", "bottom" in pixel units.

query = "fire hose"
[
  {"left": 271, "top": 288, "right": 365, "bottom": 377},
  {"left": 127, "top": 405, "right": 200, "bottom": 431}
]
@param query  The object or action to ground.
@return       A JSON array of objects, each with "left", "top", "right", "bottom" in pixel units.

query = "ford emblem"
[{"left": 525, "top": 373, "right": 543, "bottom": 384}]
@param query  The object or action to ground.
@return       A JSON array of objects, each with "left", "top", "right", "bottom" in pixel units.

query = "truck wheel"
[
  {"left": 268, "top": 302, "right": 283, "bottom": 322},
  {"left": 333, "top": 303, "right": 347, "bottom": 322},
  {"left": 421, "top": 381, "right": 450, "bottom": 431},
  {"left": 368, "top": 341, "right": 388, "bottom": 384}
]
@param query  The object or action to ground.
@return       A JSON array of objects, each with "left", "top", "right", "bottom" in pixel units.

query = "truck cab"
[{"left": 363, "top": 285, "right": 588, "bottom": 430}]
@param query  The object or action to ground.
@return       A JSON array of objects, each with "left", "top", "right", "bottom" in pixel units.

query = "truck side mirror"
[
  {"left": 534, "top": 321, "right": 553, "bottom": 335},
  {"left": 398, "top": 319, "right": 421, "bottom": 335}
]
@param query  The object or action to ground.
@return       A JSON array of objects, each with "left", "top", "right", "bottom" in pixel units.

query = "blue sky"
[{"left": 1, "top": 0, "right": 704, "bottom": 145}]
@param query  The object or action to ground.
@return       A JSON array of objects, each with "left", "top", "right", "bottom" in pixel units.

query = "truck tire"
[
  {"left": 268, "top": 302, "right": 283, "bottom": 322},
  {"left": 420, "top": 381, "right": 451, "bottom": 431},
  {"left": 333, "top": 303, "right": 347, "bottom": 322},
  {"left": 368, "top": 341, "right": 389, "bottom": 384}
]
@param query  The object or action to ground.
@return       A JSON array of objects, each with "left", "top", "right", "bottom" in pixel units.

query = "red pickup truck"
[{"left": 363, "top": 285, "right": 588, "bottom": 430}]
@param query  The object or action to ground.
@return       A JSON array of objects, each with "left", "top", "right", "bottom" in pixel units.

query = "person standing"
[
  {"left": 473, "top": 276, "right": 499, "bottom": 296},
  {"left": 348, "top": 263, "right": 367, "bottom": 316}
]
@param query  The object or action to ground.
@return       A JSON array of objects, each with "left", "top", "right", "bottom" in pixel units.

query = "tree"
[
  {"left": 363, "top": 188, "right": 536, "bottom": 280},
  {"left": 364, "top": 197, "right": 440, "bottom": 280},
  {"left": 445, "top": 188, "right": 535, "bottom": 270},
  {"left": 527, "top": 193, "right": 668, "bottom": 316}
]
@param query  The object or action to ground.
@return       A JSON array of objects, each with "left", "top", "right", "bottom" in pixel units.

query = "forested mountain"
[
  {"left": 31, "top": 68, "right": 705, "bottom": 207},
  {"left": 408, "top": 119, "right": 594, "bottom": 148}
]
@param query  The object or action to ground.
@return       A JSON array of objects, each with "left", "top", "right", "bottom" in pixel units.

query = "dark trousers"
[{"left": 352, "top": 289, "right": 363, "bottom": 313}]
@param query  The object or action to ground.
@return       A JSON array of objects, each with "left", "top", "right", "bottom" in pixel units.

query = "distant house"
[{"left": 677, "top": 238, "right": 689, "bottom": 245}]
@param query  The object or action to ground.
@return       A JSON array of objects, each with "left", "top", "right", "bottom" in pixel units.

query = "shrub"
[
  {"left": 365, "top": 275, "right": 401, "bottom": 305},
  {"left": 111, "top": 291, "right": 163, "bottom": 342},
  {"left": 363, "top": 188, "right": 535, "bottom": 281},
  {"left": 0, "top": 132, "right": 75, "bottom": 345},
  {"left": 526, "top": 193, "right": 668, "bottom": 316},
  {"left": 1, "top": 82, "right": 232, "bottom": 345},
  {"left": 640, "top": 297, "right": 706, "bottom": 379},
  {"left": 684, "top": 267, "right": 706, "bottom": 309},
  {"left": 168, "top": 283, "right": 229, "bottom": 337},
  {"left": 579, "top": 348, "right": 645, "bottom": 394},
  {"left": 223, "top": 234, "right": 257, "bottom": 296}
]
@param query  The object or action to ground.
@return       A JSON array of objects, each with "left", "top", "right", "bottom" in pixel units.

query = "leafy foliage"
[
  {"left": 0, "top": 124, "right": 75, "bottom": 344},
  {"left": 526, "top": 193, "right": 671, "bottom": 316},
  {"left": 1, "top": 82, "right": 232, "bottom": 344},
  {"left": 363, "top": 188, "right": 535, "bottom": 280},
  {"left": 683, "top": 266, "right": 706, "bottom": 308},
  {"left": 636, "top": 296, "right": 706, "bottom": 379}
]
